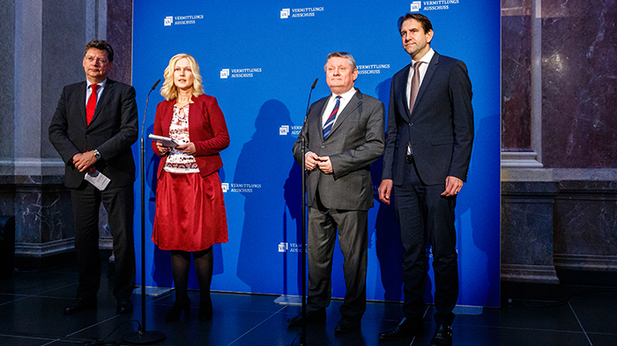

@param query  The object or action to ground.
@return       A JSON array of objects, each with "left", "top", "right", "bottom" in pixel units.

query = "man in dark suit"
[
  {"left": 377, "top": 14, "right": 474, "bottom": 345},
  {"left": 49, "top": 40, "right": 138, "bottom": 315},
  {"left": 288, "top": 52, "right": 384, "bottom": 333}
]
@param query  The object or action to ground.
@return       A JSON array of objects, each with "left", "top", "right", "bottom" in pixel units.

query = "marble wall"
[
  {"left": 1, "top": 0, "right": 133, "bottom": 268},
  {"left": 501, "top": 0, "right": 617, "bottom": 284},
  {"left": 501, "top": 0, "right": 532, "bottom": 151},
  {"left": 541, "top": 0, "right": 617, "bottom": 168}
]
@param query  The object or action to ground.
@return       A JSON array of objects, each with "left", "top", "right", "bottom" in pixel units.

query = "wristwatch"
[{"left": 93, "top": 149, "right": 101, "bottom": 160}]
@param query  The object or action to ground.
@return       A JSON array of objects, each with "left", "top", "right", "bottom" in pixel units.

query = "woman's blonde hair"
[{"left": 160, "top": 53, "right": 204, "bottom": 101}]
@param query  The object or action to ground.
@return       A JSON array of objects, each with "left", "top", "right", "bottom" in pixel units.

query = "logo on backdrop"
[
  {"left": 221, "top": 183, "right": 262, "bottom": 193},
  {"left": 278, "top": 242, "right": 303, "bottom": 253},
  {"left": 357, "top": 63, "right": 391, "bottom": 75},
  {"left": 279, "top": 125, "right": 303, "bottom": 136},
  {"left": 410, "top": 0, "right": 461, "bottom": 12},
  {"left": 163, "top": 14, "right": 204, "bottom": 26},
  {"left": 280, "top": 6, "right": 325, "bottom": 19},
  {"left": 220, "top": 67, "right": 263, "bottom": 79}
]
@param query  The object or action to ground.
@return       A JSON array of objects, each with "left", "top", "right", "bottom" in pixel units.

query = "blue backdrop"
[{"left": 132, "top": 0, "right": 500, "bottom": 308}]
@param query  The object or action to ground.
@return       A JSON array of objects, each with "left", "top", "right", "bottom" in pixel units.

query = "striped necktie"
[{"left": 323, "top": 95, "right": 341, "bottom": 138}]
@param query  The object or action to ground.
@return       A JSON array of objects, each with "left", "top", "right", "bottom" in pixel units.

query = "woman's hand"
[
  {"left": 156, "top": 141, "right": 171, "bottom": 155},
  {"left": 176, "top": 142, "right": 196, "bottom": 155}
]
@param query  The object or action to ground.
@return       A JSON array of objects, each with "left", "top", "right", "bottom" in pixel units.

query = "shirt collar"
[
  {"left": 87, "top": 78, "right": 108, "bottom": 89},
  {"left": 413, "top": 48, "right": 435, "bottom": 65},
  {"left": 332, "top": 87, "right": 357, "bottom": 102}
]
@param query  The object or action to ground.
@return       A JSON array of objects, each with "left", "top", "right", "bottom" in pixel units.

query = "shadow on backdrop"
[{"left": 235, "top": 100, "right": 298, "bottom": 294}]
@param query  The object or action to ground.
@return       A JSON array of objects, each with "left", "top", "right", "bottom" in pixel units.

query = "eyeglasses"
[{"left": 85, "top": 56, "right": 109, "bottom": 64}]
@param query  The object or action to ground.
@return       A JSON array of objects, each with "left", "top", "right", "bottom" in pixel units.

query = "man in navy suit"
[
  {"left": 49, "top": 40, "right": 138, "bottom": 315},
  {"left": 377, "top": 14, "right": 474, "bottom": 345},
  {"left": 289, "top": 52, "right": 384, "bottom": 333}
]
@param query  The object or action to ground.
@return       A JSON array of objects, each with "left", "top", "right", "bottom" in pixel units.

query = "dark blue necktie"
[{"left": 323, "top": 96, "right": 341, "bottom": 138}]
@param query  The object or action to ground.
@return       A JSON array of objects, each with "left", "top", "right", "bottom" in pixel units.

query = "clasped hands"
[
  {"left": 305, "top": 152, "right": 333, "bottom": 174},
  {"left": 156, "top": 141, "right": 196, "bottom": 155},
  {"left": 72, "top": 151, "right": 97, "bottom": 174}
]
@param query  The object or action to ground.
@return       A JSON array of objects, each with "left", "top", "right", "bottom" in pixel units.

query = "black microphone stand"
[
  {"left": 123, "top": 79, "right": 166, "bottom": 344},
  {"left": 299, "top": 78, "right": 317, "bottom": 346}
]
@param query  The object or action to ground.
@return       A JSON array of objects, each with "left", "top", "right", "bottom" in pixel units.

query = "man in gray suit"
[{"left": 289, "top": 52, "right": 385, "bottom": 333}]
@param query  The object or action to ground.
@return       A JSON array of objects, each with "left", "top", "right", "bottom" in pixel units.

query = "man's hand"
[
  {"left": 317, "top": 156, "right": 333, "bottom": 174},
  {"left": 442, "top": 176, "right": 463, "bottom": 197},
  {"left": 378, "top": 179, "right": 393, "bottom": 204},
  {"left": 304, "top": 152, "right": 320, "bottom": 170},
  {"left": 72, "top": 151, "right": 97, "bottom": 173}
]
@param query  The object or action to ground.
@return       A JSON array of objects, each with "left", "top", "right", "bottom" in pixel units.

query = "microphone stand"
[
  {"left": 123, "top": 80, "right": 166, "bottom": 344},
  {"left": 299, "top": 78, "right": 317, "bottom": 346}
]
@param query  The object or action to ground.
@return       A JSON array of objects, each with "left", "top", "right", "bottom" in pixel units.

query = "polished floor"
[{"left": 1, "top": 263, "right": 616, "bottom": 346}]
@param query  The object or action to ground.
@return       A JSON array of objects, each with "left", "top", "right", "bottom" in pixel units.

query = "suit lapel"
[
  {"left": 397, "top": 65, "right": 412, "bottom": 123},
  {"left": 187, "top": 96, "right": 200, "bottom": 137},
  {"left": 411, "top": 53, "right": 440, "bottom": 119},
  {"left": 311, "top": 98, "right": 328, "bottom": 139},
  {"left": 327, "top": 90, "right": 361, "bottom": 138},
  {"left": 77, "top": 81, "right": 88, "bottom": 128},
  {"left": 89, "top": 79, "right": 112, "bottom": 125}
]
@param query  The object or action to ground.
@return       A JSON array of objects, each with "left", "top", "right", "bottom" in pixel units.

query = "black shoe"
[
  {"left": 116, "top": 298, "right": 133, "bottom": 315},
  {"left": 286, "top": 310, "right": 326, "bottom": 326},
  {"left": 165, "top": 299, "right": 191, "bottom": 322},
  {"left": 334, "top": 317, "right": 361, "bottom": 333},
  {"left": 378, "top": 317, "right": 424, "bottom": 341},
  {"left": 63, "top": 298, "right": 97, "bottom": 315},
  {"left": 430, "top": 324, "right": 453, "bottom": 346},
  {"left": 199, "top": 297, "right": 213, "bottom": 321}
]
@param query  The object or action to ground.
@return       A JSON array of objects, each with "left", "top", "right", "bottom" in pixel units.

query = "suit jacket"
[
  {"left": 152, "top": 94, "right": 230, "bottom": 179},
  {"left": 293, "top": 88, "right": 385, "bottom": 211},
  {"left": 49, "top": 79, "right": 138, "bottom": 188},
  {"left": 382, "top": 52, "right": 474, "bottom": 186}
]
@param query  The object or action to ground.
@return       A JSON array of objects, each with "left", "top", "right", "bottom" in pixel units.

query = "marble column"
[
  {"left": 0, "top": 0, "right": 133, "bottom": 268},
  {"left": 501, "top": 0, "right": 617, "bottom": 284}
]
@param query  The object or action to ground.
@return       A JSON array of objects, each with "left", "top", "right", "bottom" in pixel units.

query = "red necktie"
[{"left": 86, "top": 84, "right": 100, "bottom": 125}]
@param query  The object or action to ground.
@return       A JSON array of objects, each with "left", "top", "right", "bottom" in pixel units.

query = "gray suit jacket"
[{"left": 293, "top": 88, "right": 385, "bottom": 211}]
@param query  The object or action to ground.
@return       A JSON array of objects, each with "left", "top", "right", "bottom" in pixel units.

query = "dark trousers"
[
  {"left": 71, "top": 183, "right": 136, "bottom": 301},
  {"left": 393, "top": 160, "right": 458, "bottom": 325},
  {"left": 306, "top": 192, "right": 368, "bottom": 321}
]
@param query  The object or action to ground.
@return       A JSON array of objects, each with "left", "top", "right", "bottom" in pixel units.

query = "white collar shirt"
[
  {"left": 85, "top": 79, "right": 108, "bottom": 107},
  {"left": 406, "top": 48, "right": 435, "bottom": 111},
  {"left": 321, "top": 87, "right": 357, "bottom": 127}
]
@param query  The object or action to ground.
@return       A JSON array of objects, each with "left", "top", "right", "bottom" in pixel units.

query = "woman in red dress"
[{"left": 151, "top": 53, "right": 229, "bottom": 321}]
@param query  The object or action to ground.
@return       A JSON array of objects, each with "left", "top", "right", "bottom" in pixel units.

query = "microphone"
[
  {"left": 150, "top": 79, "right": 161, "bottom": 91},
  {"left": 310, "top": 78, "right": 318, "bottom": 90},
  {"left": 300, "top": 78, "right": 318, "bottom": 168},
  {"left": 299, "top": 76, "right": 317, "bottom": 346},
  {"left": 306, "top": 78, "right": 318, "bottom": 115},
  {"left": 141, "top": 79, "right": 161, "bottom": 137}
]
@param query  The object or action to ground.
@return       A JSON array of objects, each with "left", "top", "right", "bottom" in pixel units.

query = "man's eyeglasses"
[{"left": 85, "top": 56, "right": 109, "bottom": 64}]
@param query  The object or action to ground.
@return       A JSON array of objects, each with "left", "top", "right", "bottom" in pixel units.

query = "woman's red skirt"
[{"left": 152, "top": 170, "right": 228, "bottom": 251}]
